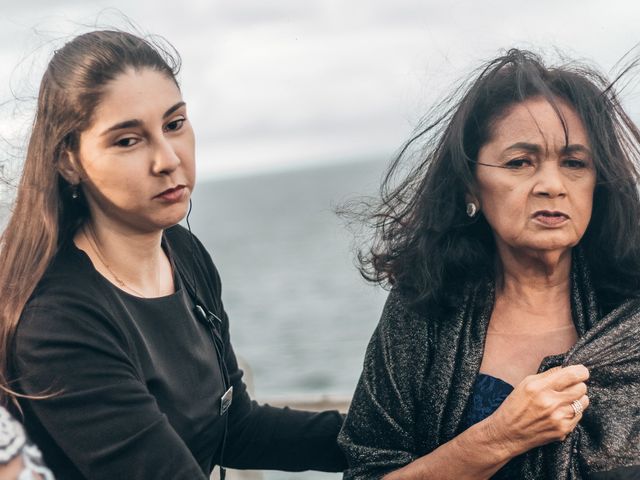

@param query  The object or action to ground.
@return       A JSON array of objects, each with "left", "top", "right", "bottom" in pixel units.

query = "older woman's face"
[{"left": 474, "top": 97, "right": 596, "bottom": 257}]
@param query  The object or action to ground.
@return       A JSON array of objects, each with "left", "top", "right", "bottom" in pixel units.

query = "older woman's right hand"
[{"left": 489, "top": 365, "right": 590, "bottom": 456}]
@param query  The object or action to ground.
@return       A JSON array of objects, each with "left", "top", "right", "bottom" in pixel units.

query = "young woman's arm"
[
  {"left": 167, "top": 225, "right": 347, "bottom": 472},
  {"left": 220, "top": 322, "right": 346, "bottom": 471}
]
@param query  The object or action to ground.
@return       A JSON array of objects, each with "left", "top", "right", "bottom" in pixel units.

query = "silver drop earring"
[
  {"left": 466, "top": 202, "right": 478, "bottom": 218},
  {"left": 71, "top": 185, "right": 79, "bottom": 200}
]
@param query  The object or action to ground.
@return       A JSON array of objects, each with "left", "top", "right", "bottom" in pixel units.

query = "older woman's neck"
[
  {"left": 492, "top": 248, "right": 575, "bottom": 333},
  {"left": 497, "top": 247, "right": 572, "bottom": 304}
]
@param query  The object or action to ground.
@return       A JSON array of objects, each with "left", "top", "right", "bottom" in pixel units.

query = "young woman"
[{"left": 0, "top": 30, "right": 345, "bottom": 479}]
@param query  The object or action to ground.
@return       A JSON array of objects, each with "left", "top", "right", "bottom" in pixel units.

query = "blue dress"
[
  {"left": 462, "top": 373, "right": 514, "bottom": 430},
  {"left": 462, "top": 374, "right": 520, "bottom": 479}
]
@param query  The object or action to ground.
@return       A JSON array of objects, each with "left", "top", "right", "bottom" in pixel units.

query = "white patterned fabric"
[
  {"left": 0, "top": 406, "right": 54, "bottom": 478},
  {"left": 0, "top": 406, "right": 25, "bottom": 464}
]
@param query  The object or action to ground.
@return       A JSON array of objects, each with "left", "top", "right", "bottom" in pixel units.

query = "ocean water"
[
  {"left": 190, "top": 159, "right": 388, "bottom": 395},
  {"left": 190, "top": 159, "right": 390, "bottom": 479}
]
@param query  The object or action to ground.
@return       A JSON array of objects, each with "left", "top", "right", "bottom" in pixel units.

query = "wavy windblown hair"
[
  {"left": 358, "top": 49, "right": 640, "bottom": 313},
  {"left": 0, "top": 30, "right": 181, "bottom": 405}
]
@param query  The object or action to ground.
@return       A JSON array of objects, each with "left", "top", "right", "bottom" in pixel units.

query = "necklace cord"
[{"left": 83, "top": 222, "right": 159, "bottom": 298}]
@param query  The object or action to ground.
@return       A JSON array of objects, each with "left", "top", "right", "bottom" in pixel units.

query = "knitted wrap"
[{"left": 339, "top": 250, "right": 640, "bottom": 479}]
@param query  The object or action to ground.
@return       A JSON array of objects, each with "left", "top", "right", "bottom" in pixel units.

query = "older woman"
[{"left": 339, "top": 50, "right": 640, "bottom": 479}]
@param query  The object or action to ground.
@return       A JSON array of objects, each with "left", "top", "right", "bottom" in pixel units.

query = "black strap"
[{"left": 167, "top": 236, "right": 230, "bottom": 478}]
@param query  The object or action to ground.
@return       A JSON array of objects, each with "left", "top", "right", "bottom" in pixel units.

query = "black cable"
[
  {"left": 185, "top": 198, "right": 199, "bottom": 305},
  {"left": 184, "top": 198, "right": 228, "bottom": 480}
]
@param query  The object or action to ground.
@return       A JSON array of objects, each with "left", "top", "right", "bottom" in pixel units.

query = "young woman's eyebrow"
[
  {"left": 101, "top": 119, "right": 142, "bottom": 136},
  {"left": 163, "top": 101, "right": 186, "bottom": 119},
  {"left": 100, "top": 101, "right": 186, "bottom": 137}
]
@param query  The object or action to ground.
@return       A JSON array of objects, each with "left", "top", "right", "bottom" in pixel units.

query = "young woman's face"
[
  {"left": 74, "top": 67, "right": 195, "bottom": 234},
  {"left": 474, "top": 97, "right": 597, "bottom": 259}
]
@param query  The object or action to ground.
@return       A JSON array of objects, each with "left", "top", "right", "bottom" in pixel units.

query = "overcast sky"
[{"left": 1, "top": 0, "right": 639, "bottom": 179}]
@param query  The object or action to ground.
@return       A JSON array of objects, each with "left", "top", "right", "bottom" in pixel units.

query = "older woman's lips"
[
  {"left": 532, "top": 210, "right": 569, "bottom": 227},
  {"left": 155, "top": 185, "right": 186, "bottom": 202}
]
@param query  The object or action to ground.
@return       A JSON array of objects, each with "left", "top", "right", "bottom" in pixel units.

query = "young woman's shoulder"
[
  {"left": 164, "top": 224, "right": 223, "bottom": 297},
  {"left": 27, "top": 240, "right": 110, "bottom": 309},
  {"left": 163, "top": 224, "right": 196, "bottom": 251},
  {"left": 17, "top": 241, "right": 129, "bottom": 353},
  {"left": 164, "top": 225, "right": 215, "bottom": 269}
]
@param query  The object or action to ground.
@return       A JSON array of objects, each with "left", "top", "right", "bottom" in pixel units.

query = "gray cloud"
[{"left": 2, "top": 0, "right": 640, "bottom": 177}]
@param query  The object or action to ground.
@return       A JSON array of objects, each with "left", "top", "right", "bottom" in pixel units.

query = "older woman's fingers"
[
  {"left": 556, "top": 381, "right": 588, "bottom": 401},
  {"left": 546, "top": 365, "right": 590, "bottom": 390}
]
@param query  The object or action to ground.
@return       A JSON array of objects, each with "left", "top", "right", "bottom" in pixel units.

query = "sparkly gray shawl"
[
  {"left": 339, "top": 253, "right": 640, "bottom": 479},
  {"left": 520, "top": 277, "right": 640, "bottom": 478}
]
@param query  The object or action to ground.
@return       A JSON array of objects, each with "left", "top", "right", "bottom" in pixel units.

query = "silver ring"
[{"left": 571, "top": 399, "right": 584, "bottom": 418}]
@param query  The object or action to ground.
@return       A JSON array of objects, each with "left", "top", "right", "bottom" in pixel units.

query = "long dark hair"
[
  {"left": 0, "top": 30, "right": 181, "bottom": 405},
  {"left": 355, "top": 49, "right": 640, "bottom": 313}
]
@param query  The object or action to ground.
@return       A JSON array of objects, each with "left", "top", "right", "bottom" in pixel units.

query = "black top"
[{"left": 12, "top": 225, "right": 345, "bottom": 479}]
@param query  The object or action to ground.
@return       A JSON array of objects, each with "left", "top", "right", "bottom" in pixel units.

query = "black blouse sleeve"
[
  {"left": 218, "top": 305, "right": 346, "bottom": 471},
  {"left": 14, "top": 302, "right": 208, "bottom": 480},
  {"left": 185, "top": 228, "right": 347, "bottom": 472}
]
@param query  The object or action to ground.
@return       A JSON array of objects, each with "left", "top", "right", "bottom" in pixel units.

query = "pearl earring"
[{"left": 466, "top": 202, "right": 478, "bottom": 218}]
